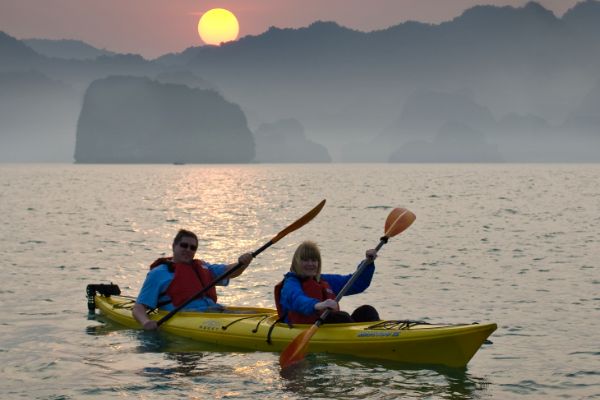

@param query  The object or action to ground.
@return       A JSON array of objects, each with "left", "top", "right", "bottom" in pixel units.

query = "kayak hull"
[{"left": 93, "top": 294, "right": 496, "bottom": 368}]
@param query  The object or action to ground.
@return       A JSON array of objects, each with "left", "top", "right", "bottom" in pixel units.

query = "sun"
[{"left": 198, "top": 8, "right": 239, "bottom": 46}]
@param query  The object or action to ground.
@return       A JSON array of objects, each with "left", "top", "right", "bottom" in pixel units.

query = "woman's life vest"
[
  {"left": 149, "top": 257, "right": 217, "bottom": 307},
  {"left": 274, "top": 276, "right": 338, "bottom": 324}
]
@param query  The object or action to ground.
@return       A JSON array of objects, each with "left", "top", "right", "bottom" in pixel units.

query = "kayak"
[{"left": 87, "top": 286, "right": 496, "bottom": 368}]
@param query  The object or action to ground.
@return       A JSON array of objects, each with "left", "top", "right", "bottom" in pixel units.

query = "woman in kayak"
[
  {"left": 275, "top": 241, "right": 380, "bottom": 324},
  {"left": 132, "top": 229, "right": 253, "bottom": 330}
]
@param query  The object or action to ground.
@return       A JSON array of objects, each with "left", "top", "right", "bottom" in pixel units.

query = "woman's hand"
[
  {"left": 365, "top": 249, "right": 377, "bottom": 261},
  {"left": 314, "top": 299, "right": 339, "bottom": 312}
]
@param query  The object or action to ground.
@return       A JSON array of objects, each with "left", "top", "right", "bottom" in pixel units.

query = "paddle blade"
[
  {"left": 384, "top": 208, "right": 416, "bottom": 237},
  {"left": 271, "top": 200, "right": 326, "bottom": 244},
  {"left": 279, "top": 324, "right": 319, "bottom": 369}
]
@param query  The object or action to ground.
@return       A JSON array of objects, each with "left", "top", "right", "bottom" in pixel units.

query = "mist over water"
[{"left": 1, "top": 164, "right": 598, "bottom": 399}]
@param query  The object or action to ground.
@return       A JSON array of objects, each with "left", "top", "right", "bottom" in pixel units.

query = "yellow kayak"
[{"left": 88, "top": 288, "right": 496, "bottom": 368}]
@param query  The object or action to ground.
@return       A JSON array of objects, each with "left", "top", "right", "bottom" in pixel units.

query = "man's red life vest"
[
  {"left": 274, "top": 276, "right": 337, "bottom": 324},
  {"left": 150, "top": 257, "right": 217, "bottom": 307}
]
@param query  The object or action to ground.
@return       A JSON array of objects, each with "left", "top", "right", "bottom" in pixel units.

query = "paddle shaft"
[{"left": 315, "top": 236, "right": 388, "bottom": 327}]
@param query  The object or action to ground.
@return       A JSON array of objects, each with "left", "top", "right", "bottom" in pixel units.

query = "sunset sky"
[{"left": 0, "top": 0, "right": 584, "bottom": 59}]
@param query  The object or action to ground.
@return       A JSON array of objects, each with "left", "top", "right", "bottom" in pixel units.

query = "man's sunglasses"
[{"left": 178, "top": 242, "right": 198, "bottom": 251}]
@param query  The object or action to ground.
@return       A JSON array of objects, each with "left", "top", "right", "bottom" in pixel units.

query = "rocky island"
[{"left": 74, "top": 76, "right": 255, "bottom": 163}]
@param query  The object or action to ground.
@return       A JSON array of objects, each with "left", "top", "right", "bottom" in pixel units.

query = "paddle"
[
  {"left": 279, "top": 207, "right": 416, "bottom": 369},
  {"left": 156, "top": 199, "right": 327, "bottom": 326}
]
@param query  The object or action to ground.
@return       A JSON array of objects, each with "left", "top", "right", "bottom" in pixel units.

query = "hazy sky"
[{"left": 0, "top": 0, "right": 583, "bottom": 58}]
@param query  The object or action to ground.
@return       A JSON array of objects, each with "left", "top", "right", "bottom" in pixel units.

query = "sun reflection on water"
[
  {"left": 161, "top": 166, "right": 267, "bottom": 254},
  {"left": 150, "top": 166, "right": 290, "bottom": 309}
]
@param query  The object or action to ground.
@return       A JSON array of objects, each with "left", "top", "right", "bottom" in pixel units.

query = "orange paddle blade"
[
  {"left": 279, "top": 324, "right": 319, "bottom": 369},
  {"left": 271, "top": 200, "right": 326, "bottom": 244},
  {"left": 384, "top": 207, "right": 416, "bottom": 237}
]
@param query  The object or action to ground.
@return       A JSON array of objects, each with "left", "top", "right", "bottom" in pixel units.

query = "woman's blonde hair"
[{"left": 290, "top": 241, "right": 322, "bottom": 280}]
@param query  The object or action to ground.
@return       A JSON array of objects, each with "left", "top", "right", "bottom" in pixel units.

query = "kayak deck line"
[{"left": 89, "top": 291, "right": 497, "bottom": 368}]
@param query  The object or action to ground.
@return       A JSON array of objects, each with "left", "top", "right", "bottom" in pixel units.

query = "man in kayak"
[
  {"left": 274, "top": 241, "right": 380, "bottom": 324},
  {"left": 132, "top": 229, "right": 253, "bottom": 330}
]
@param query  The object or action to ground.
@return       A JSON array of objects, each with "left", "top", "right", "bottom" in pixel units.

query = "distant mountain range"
[
  {"left": 254, "top": 118, "right": 331, "bottom": 163},
  {"left": 1, "top": 0, "right": 599, "bottom": 162},
  {"left": 22, "top": 39, "right": 116, "bottom": 60}
]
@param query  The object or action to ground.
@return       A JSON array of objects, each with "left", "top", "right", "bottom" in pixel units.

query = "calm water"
[{"left": 1, "top": 163, "right": 598, "bottom": 399}]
